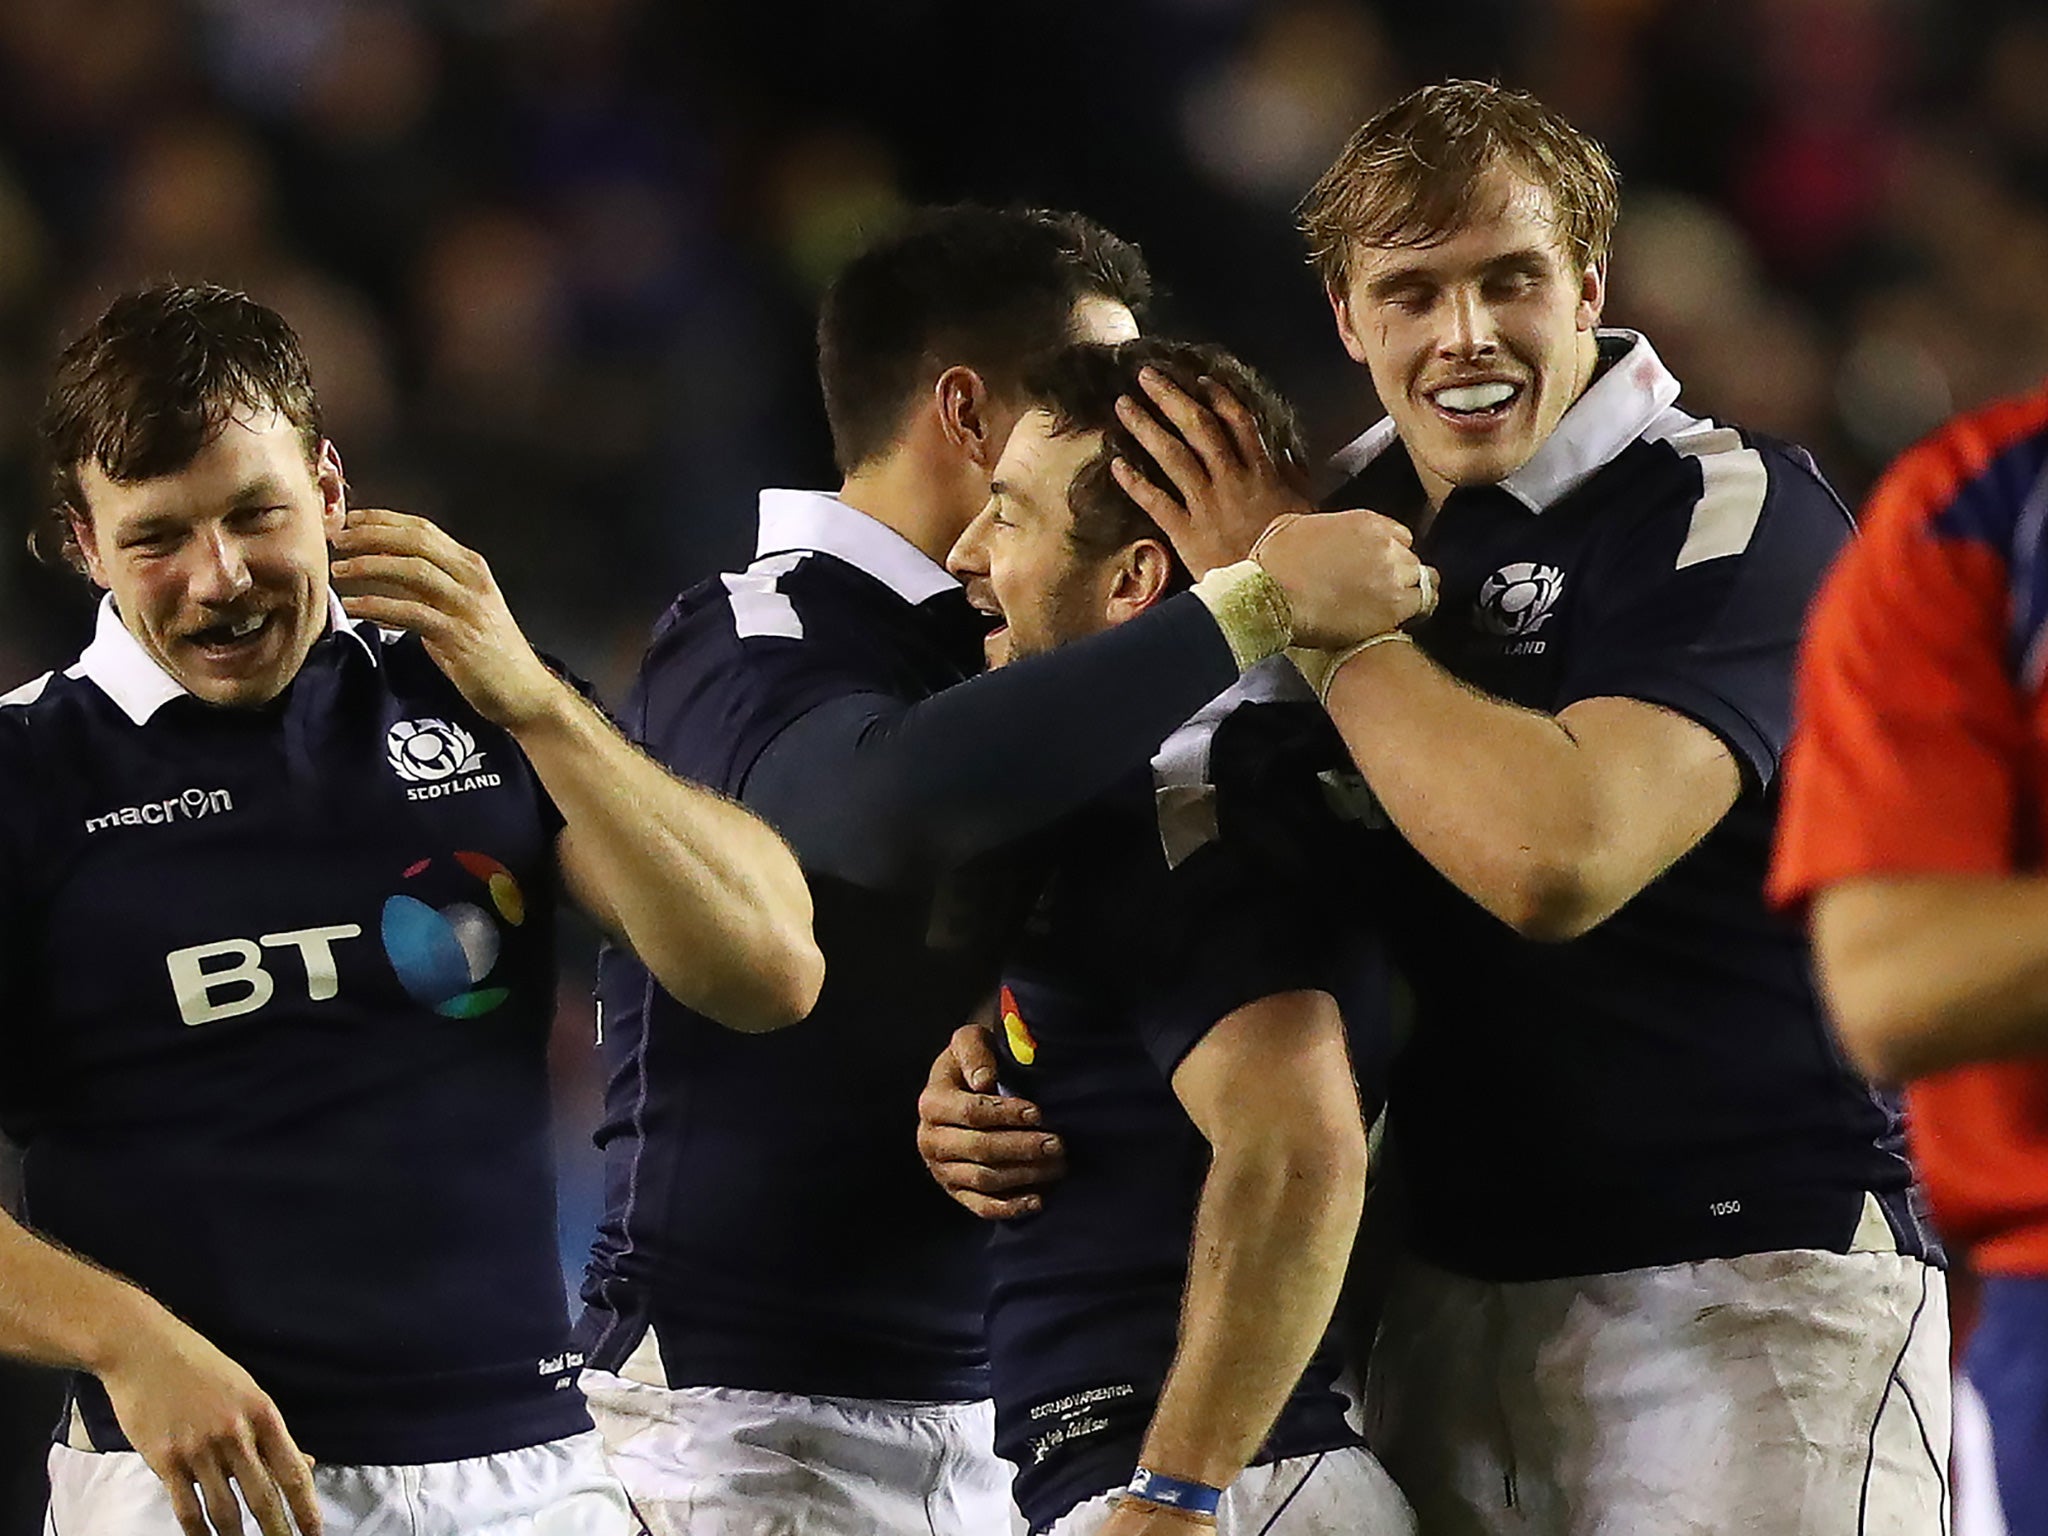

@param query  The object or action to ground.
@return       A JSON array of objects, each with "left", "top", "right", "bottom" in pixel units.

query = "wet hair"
[
  {"left": 1022, "top": 337, "right": 1307, "bottom": 592},
  {"left": 817, "top": 204, "right": 1152, "bottom": 474},
  {"left": 1299, "top": 79, "right": 1621, "bottom": 292},
  {"left": 35, "top": 282, "right": 322, "bottom": 571}
]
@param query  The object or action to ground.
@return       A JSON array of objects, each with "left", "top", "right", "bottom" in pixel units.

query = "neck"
[{"left": 838, "top": 453, "right": 976, "bottom": 569}]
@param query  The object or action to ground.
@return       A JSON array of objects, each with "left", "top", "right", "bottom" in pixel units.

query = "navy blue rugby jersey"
[
  {"left": 0, "top": 595, "right": 590, "bottom": 1464},
  {"left": 1325, "top": 329, "right": 1925, "bottom": 1281},
  {"left": 987, "top": 661, "right": 1393, "bottom": 1532},
  {"left": 581, "top": 490, "right": 1031, "bottom": 1401}
]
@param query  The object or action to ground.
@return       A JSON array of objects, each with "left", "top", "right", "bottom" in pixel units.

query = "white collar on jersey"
[
  {"left": 1326, "top": 328, "right": 1685, "bottom": 515},
  {"left": 71, "top": 590, "right": 377, "bottom": 726},
  {"left": 754, "top": 488, "right": 961, "bottom": 605}
]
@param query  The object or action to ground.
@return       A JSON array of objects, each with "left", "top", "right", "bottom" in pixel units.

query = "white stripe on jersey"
[
  {"left": 1150, "top": 658, "right": 1313, "bottom": 869},
  {"left": 721, "top": 552, "right": 810, "bottom": 640},
  {"left": 1645, "top": 410, "right": 1771, "bottom": 571}
]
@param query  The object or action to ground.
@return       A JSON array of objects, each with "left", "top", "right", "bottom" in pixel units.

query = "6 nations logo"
[{"left": 387, "top": 718, "right": 502, "bottom": 801}]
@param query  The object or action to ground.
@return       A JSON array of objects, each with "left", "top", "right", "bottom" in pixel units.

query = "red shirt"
[{"left": 1772, "top": 384, "right": 2048, "bottom": 1273}]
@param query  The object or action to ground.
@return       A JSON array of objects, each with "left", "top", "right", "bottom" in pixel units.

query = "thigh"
[
  {"left": 1220, "top": 1447, "right": 1415, "bottom": 1536},
  {"left": 578, "top": 1374, "right": 961, "bottom": 1536},
  {"left": 1364, "top": 1261, "right": 1523, "bottom": 1536},
  {"left": 46, "top": 1444, "right": 403, "bottom": 1536},
  {"left": 1519, "top": 1253, "right": 1947, "bottom": 1536},
  {"left": 413, "top": 1431, "right": 640, "bottom": 1536},
  {"left": 922, "top": 1400, "right": 1013, "bottom": 1536}
]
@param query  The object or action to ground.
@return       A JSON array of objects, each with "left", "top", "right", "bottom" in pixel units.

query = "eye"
[
  {"left": 1386, "top": 285, "right": 1435, "bottom": 315},
  {"left": 229, "top": 504, "right": 289, "bottom": 531},
  {"left": 1484, "top": 269, "right": 1543, "bottom": 302}
]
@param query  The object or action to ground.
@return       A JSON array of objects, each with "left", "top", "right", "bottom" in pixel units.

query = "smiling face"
[
  {"left": 1329, "top": 165, "right": 1604, "bottom": 505},
  {"left": 948, "top": 410, "right": 1114, "bottom": 667},
  {"left": 72, "top": 410, "right": 346, "bottom": 708}
]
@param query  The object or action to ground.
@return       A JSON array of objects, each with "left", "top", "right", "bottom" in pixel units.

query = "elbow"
[
  {"left": 720, "top": 922, "right": 825, "bottom": 1035},
  {"left": 1491, "top": 857, "right": 1614, "bottom": 943},
  {"left": 1824, "top": 982, "right": 1944, "bottom": 1086}
]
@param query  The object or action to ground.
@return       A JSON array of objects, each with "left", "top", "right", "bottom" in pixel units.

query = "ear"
[
  {"left": 1577, "top": 259, "right": 1606, "bottom": 332},
  {"left": 68, "top": 507, "right": 108, "bottom": 589},
  {"left": 934, "top": 366, "right": 1000, "bottom": 467},
  {"left": 315, "top": 439, "right": 348, "bottom": 540},
  {"left": 1102, "top": 537, "right": 1176, "bottom": 627},
  {"left": 1328, "top": 283, "right": 1370, "bottom": 366}
]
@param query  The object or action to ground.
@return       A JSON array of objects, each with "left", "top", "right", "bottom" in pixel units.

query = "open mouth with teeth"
[
  {"left": 1428, "top": 380, "right": 1523, "bottom": 425},
  {"left": 185, "top": 610, "right": 275, "bottom": 660}
]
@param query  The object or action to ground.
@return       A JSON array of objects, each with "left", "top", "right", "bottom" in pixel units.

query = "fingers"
[
  {"left": 222, "top": 1435, "right": 295, "bottom": 1536},
  {"left": 1110, "top": 456, "right": 1194, "bottom": 537},
  {"left": 160, "top": 1471, "right": 212, "bottom": 1536},
  {"left": 1114, "top": 393, "right": 1210, "bottom": 504},
  {"left": 337, "top": 593, "right": 445, "bottom": 636},
  {"left": 949, "top": 1022, "right": 1001, "bottom": 1092},
  {"left": 1198, "top": 376, "right": 1268, "bottom": 469},
  {"left": 255, "top": 1416, "right": 322, "bottom": 1536},
  {"left": 331, "top": 510, "right": 480, "bottom": 586},
  {"left": 951, "top": 1187, "right": 1043, "bottom": 1221},
  {"left": 1135, "top": 367, "right": 1243, "bottom": 475},
  {"left": 920, "top": 1125, "right": 1062, "bottom": 1172},
  {"left": 195, "top": 1459, "right": 249, "bottom": 1536},
  {"left": 329, "top": 552, "right": 468, "bottom": 611}
]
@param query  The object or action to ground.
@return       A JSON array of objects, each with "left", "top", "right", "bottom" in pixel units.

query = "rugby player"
[
  {"left": 573, "top": 206, "right": 1428, "bottom": 1535},
  {"left": 1772, "top": 387, "right": 2048, "bottom": 1531},
  {"left": 0, "top": 282, "right": 821, "bottom": 1535},
  {"left": 943, "top": 337, "right": 1413, "bottom": 1535},
  {"left": 923, "top": 83, "right": 1949, "bottom": 1531}
]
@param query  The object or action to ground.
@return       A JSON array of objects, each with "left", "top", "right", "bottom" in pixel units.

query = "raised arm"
[
  {"left": 332, "top": 507, "right": 822, "bottom": 1032},
  {"left": 0, "top": 1209, "right": 319, "bottom": 1536},
  {"left": 1107, "top": 990, "right": 1367, "bottom": 1532}
]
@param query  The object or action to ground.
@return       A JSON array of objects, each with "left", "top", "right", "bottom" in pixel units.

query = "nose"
[
  {"left": 1439, "top": 285, "right": 1499, "bottom": 359},
  {"left": 947, "top": 506, "right": 993, "bottom": 581},
  {"left": 189, "top": 525, "right": 254, "bottom": 605}
]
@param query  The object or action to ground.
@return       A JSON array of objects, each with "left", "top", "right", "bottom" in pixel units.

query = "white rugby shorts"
[
  {"left": 44, "top": 1427, "right": 638, "bottom": 1535},
  {"left": 1365, "top": 1243, "right": 1951, "bottom": 1535},
  {"left": 1041, "top": 1446, "right": 1415, "bottom": 1536},
  {"left": 580, "top": 1329, "right": 1010, "bottom": 1536}
]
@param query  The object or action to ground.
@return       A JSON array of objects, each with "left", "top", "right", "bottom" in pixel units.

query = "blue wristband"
[{"left": 1125, "top": 1467, "right": 1223, "bottom": 1517}]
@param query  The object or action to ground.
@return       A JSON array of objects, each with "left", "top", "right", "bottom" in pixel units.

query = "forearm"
[
  {"left": 519, "top": 678, "right": 822, "bottom": 1031},
  {"left": 751, "top": 592, "right": 1241, "bottom": 887},
  {"left": 1139, "top": 1133, "right": 1366, "bottom": 1487},
  {"left": 1321, "top": 640, "right": 1614, "bottom": 937},
  {"left": 0, "top": 1208, "right": 164, "bottom": 1376},
  {"left": 1812, "top": 874, "right": 2048, "bottom": 1080}
]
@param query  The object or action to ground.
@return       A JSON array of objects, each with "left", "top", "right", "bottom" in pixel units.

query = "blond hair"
[{"left": 1300, "top": 80, "right": 1620, "bottom": 292}]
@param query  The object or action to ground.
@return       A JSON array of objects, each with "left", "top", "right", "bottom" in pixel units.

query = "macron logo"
[{"left": 85, "top": 787, "right": 234, "bottom": 835}]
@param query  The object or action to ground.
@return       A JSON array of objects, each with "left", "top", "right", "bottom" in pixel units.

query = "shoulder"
[
  {"left": 1860, "top": 386, "right": 2048, "bottom": 557},
  {"left": 1579, "top": 409, "right": 1850, "bottom": 581}
]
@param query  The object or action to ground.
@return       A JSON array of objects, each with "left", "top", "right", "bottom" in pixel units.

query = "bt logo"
[{"left": 163, "top": 851, "right": 525, "bottom": 1026}]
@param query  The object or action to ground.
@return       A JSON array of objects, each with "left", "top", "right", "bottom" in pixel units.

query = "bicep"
[
  {"left": 1556, "top": 693, "right": 1742, "bottom": 886},
  {"left": 1170, "top": 990, "right": 1360, "bottom": 1150}
]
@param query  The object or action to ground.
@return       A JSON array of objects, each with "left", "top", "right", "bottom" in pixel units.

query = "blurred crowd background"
[{"left": 0, "top": 0, "right": 2045, "bottom": 1503}]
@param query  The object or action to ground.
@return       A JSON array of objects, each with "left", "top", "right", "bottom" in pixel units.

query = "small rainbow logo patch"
[
  {"left": 1000, "top": 984, "right": 1037, "bottom": 1066},
  {"left": 381, "top": 851, "right": 524, "bottom": 1019}
]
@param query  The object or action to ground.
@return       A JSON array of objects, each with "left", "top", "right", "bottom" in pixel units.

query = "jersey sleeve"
[
  {"left": 740, "top": 591, "right": 1240, "bottom": 892},
  {"left": 1130, "top": 700, "right": 1384, "bottom": 1082},
  {"left": 1557, "top": 431, "right": 1853, "bottom": 789},
  {"left": 1769, "top": 423, "right": 2033, "bottom": 908}
]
